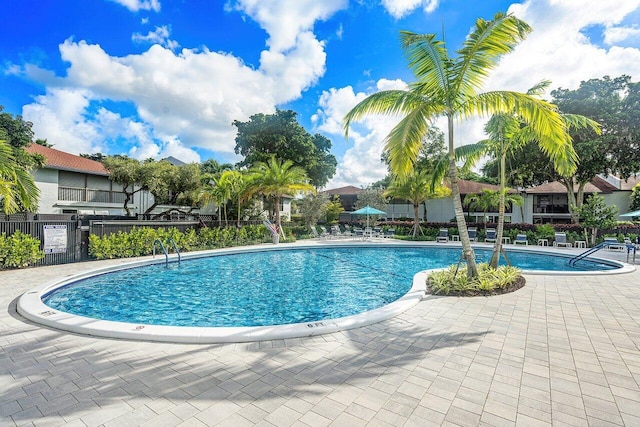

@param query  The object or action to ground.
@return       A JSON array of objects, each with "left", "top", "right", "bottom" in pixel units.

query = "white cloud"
[
  {"left": 20, "top": 1, "right": 346, "bottom": 159},
  {"left": 313, "top": 82, "right": 406, "bottom": 189},
  {"left": 132, "top": 25, "right": 179, "bottom": 50},
  {"left": 488, "top": 0, "right": 640, "bottom": 92},
  {"left": 604, "top": 26, "right": 640, "bottom": 45},
  {"left": 109, "top": 0, "right": 161, "bottom": 12},
  {"left": 381, "top": 0, "right": 439, "bottom": 19},
  {"left": 231, "top": 0, "right": 348, "bottom": 51}
]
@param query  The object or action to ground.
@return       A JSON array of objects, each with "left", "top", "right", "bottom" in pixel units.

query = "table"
[
  {"left": 451, "top": 235, "right": 460, "bottom": 241},
  {"left": 502, "top": 237, "right": 510, "bottom": 244},
  {"left": 537, "top": 238, "right": 548, "bottom": 246},
  {"left": 575, "top": 240, "right": 587, "bottom": 249}
]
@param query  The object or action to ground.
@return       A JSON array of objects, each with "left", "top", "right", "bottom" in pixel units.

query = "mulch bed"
[{"left": 426, "top": 275, "right": 526, "bottom": 297}]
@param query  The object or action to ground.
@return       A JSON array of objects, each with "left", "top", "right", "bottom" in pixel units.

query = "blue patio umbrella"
[
  {"left": 351, "top": 205, "right": 386, "bottom": 228},
  {"left": 620, "top": 209, "right": 640, "bottom": 217}
]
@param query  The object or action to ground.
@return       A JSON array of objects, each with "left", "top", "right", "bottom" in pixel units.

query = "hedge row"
[{"left": 0, "top": 231, "right": 44, "bottom": 269}]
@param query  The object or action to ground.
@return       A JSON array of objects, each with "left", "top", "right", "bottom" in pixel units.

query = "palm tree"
[
  {"left": 198, "top": 175, "right": 231, "bottom": 226},
  {"left": 249, "top": 157, "right": 314, "bottom": 239},
  {"left": 0, "top": 140, "right": 39, "bottom": 214},
  {"left": 384, "top": 169, "right": 450, "bottom": 237},
  {"left": 344, "top": 13, "right": 577, "bottom": 277},
  {"left": 218, "top": 170, "right": 252, "bottom": 228},
  {"left": 458, "top": 82, "right": 599, "bottom": 267},
  {"left": 464, "top": 189, "right": 500, "bottom": 226}
]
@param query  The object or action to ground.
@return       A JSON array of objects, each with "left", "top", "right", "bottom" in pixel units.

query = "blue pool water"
[{"left": 43, "top": 246, "right": 617, "bottom": 328}]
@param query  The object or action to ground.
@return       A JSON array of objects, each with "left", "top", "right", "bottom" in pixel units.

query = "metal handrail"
[{"left": 166, "top": 237, "right": 181, "bottom": 264}]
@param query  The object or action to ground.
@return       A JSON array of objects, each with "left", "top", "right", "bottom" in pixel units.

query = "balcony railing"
[{"left": 58, "top": 187, "right": 126, "bottom": 204}]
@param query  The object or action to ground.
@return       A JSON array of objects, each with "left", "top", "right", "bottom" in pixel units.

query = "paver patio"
[{"left": 1, "top": 245, "right": 640, "bottom": 426}]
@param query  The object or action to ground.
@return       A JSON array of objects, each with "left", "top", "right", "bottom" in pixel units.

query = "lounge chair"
[
  {"left": 468, "top": 227, "right": 478, "bottom": 242},
  {"left": 485, "top": 228, "right": 496, "bottom": 243},
  {"left": 331, "top": 224, "right": 347, "bottom": 239},
  {"left": 319, "top": 225, "right": 332, "bottom": 239},
  {"left": 436, "top": 228, "right": 449, "bottom": 243},
  {"left": 514, "top": 234, "right": 528, "bottom": 245},
  {"left": 603, "top": 237, "right": 625, "bottom": 251},
  {"left": 553, "top": 232, "right": 572, "bottom": 248},
  {"left": 373, "top": 226, "right": 382, "bottom": 237},
  {"left": 310, "top": 226, "right": 322, "bottom": 239},
  {"left": 383, "top": 228, "right": 396, "bottom": 239}
]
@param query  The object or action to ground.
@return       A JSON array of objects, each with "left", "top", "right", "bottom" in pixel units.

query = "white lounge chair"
[
  {"left": 603, "top": 237, "right": 625, "bottom": 251},
  {"left": 514, "top": 234, "right": 528, "bottom": 245},
  {"left": 468, "top": 227, "right": 478, "bottom": 242},
  {"left": 436, "top": 229, "right": 449, "bottom": 243},
  {"left": 484, "top": 228, "right": 496, "bottom": 243},
  {"left": 553, "top": 232, "right": 572, "bottom": 248}
]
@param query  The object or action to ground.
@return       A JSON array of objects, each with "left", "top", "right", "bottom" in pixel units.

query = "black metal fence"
[
  {"left": 89, "top": 220, "right": 201, "bottom": 237},
  {"left": 0, "top": 219, "right": 83, "bottom": 266}
]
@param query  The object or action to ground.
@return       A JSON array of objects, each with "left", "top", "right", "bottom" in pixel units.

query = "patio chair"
[
  {"left": 468, "top": 227, "right": 478, "bottom": 242},
  {"left": 553, "top": 232, "right": 572, "bottom": 248},
  {"left": 310, "top": 226, "right": 323, "bottom": 239},
  {"left": 436, "top": 228, "right": 449, "bottom": 243},
  {"left": 331, "top": 224, "right": 346, "bottom": 239},
  {"left": 319, "top": 225, "right": 332, "bottom": 239},
  {"left": 484, "top": 228, "right": 496, "bottom": 243},
  {"left": 603, "top": 237, "right": 625, "bottom": 251},
  {"left": 373, "top": 226, "right": 382, "bottom": 237},
  {"left": 514, "top": 234, "right": 528, "bottom": 245},
  {"left": 383, "top": 228, "right": 396, "bottom": 239}
]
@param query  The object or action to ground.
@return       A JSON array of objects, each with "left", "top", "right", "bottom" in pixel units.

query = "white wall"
[{"left": 32, "top": 169, "right": 60, "bottom": 214}]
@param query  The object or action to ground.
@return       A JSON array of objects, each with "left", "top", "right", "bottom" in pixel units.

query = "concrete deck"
[{"left": 2, "top": 244, "right": 640, "bottom": 426}]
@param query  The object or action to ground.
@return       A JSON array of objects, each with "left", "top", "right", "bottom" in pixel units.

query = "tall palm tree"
[
  {"left": 458, "top": 82, "right": 599, "bottom": 267},
  {"left": 248, "top": 157, "right": 314, "bottom": 238},
  {"left": 344, "top": 13, "right": 577, "bottom": 277},
  {"left": 0, "top": 140, "right": 39, "bottom": 214},
  {"left": 464, "top": 189, "right": 500, "bottom": 227},
  {"left": 384, "top": 169, "right": 450, "bottom": 237},
  {"left": 198, "top": 175, "right": 231, "bottom": 226}
]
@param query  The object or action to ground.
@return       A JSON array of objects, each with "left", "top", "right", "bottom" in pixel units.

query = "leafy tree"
[
  {"left": 465, "top": 189, "right": 500, "bottom": 224},
  {"left": 200, "top": 159, "right": 234, "bottom": 176},
  {"left": 0, "top": 106, "right": 34, "bottom": 149},
  {"left": 233, "top": 109, "right": 337, "bottom": 187},
  {"left": 630, "top": 184, "right": 640, "bottom": 212},
  {"left": 344, "top": 13, "right": 577, "bottom": 278},
  {"left": 487, "top": 75, "right": 640, "bottom": 222},
  {"left": 80, "top": 152, "right": 109, "bottom": 162},
  {"left": 325, "top": 195, "right": 344, "bottom": 223},
  {"left": 248, "top": 157, "right": 314, "bottom": 238},
  {"left": 0, "top": 140, "right": 39, "bottom": 214},
  {"left": 573, "top": 194, "right": 618, "bottom": 246},
  {"left": 298, "top": 192, "right": 329, "bottom": 228},
  {"left": 103, "top": 156, "right": 146, "bottom": 216},
  {"left": 384, "top": 169, "right": 450, "bottom": 237},
  {"left": 355, "top": 186, "right": 388, "bottom": 212}
]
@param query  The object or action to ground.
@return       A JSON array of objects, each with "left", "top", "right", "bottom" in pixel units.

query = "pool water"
[{"left": 43, "top": 246, "right": 616, "bottom": 328}]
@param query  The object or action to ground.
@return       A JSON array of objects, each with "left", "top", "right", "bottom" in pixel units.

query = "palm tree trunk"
[
  {"left": 448, "top": 115, "right": 478, "bottom": 278},
  {"left": 490, "top": 152, "right": 507, "bottom": 268},
  {"left": 413, "top": 203, "right": 420, "bottom": 237},
  {"left": 275, "top": 196, "right": 286, "bottom": 239}
]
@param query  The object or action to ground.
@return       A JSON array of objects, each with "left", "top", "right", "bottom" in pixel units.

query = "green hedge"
[
  {"left": 88, "top": 225, "right": 289, "bottom": 260},
  {"left": 0, "top": 231, "right": 44, "bottom": 269}
]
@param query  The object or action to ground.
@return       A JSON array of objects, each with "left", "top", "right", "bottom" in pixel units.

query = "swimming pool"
[{"left": 18, "top": 242, "right": 628, "bottom": 343}]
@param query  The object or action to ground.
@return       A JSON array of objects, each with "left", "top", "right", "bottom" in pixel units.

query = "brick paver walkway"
[{"left": 1, "top": 248, "right": 640, "bottom": 426}]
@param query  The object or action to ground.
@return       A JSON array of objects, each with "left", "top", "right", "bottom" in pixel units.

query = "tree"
[
  {"left": 200, "top": 159, "right": 234, "bottom": 176},
  {"left": 0, "top": 140, "right": 39, "bottom": 214},
  {"left": 325, "top": 195, "right": 344, "bottom": 223},
  {"left": 487, "top": 76, "right": 639, "bottom": 223},
  {"left": 573, "top": 194, "right": 618, "bottom": 246},
  {"left": 630, "top": 184, "right": 640, "bottom": 212},
  {"left": 0, "top": 106, "right": 34, "bottom": 149},
  {"left": 464, "top": 189, "right": 500, "bottom": 225},
  {"left": 233, "top": 109, "right": 337, "bottom": 187},
  {"left": 384, "top": 169, "right": 450, "bottom": 237},
  {"left": 248, "top": 157, "right": 314, "bottom": 238},
  {"left": 103, "top": 156, "right": 146, "bottom": 216},
  {"left": 298, "top": 192, "right": 329, "bottom": 228},
  {"left": 355, "top": 186, "right": 388, "bottom": 212},
  {"left": 344, "top": 13, "right": 577, "bottom": 278}
]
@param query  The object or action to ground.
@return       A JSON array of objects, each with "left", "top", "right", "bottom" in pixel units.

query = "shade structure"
[
  {"left": 620, "top": 209, "right": 640, "bottom": 217},
  {"left": 351, "top": 205, "right": 386, "bottom": 228}
]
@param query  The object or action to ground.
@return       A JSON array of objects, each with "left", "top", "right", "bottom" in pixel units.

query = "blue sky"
[{"left": 2, "top": 0, "right": 640, "bottom": 188}]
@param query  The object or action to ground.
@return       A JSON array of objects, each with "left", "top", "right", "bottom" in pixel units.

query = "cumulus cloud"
[
  {"left": 381, "top": 0, "right": 439, "bottom": 19},
  {"left": 108, "top": 0, "right": 161, "bottom": 12},
  {"left": 487, "top": 0, "right": 640, "bottom": 92},
  {"left": 230, "top": 0, "right": 348, "bottom": 51},
  {"left": 132, "top": 25, "right": 179, "bottom": 50},
  {"left": 604, "top": 26, "right": 640, "bottom": 45},
  {"left": 313, "top": 80, "right": 408, "bottom": 189},
  {"left": 20, "top": 1, "right": 345, "bottom": 160}
]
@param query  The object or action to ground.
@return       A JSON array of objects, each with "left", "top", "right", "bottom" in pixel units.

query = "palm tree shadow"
[{"left": 2, "top": 301, "right": 488, "bottom": 423}]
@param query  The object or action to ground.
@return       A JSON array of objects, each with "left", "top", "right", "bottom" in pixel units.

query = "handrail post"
[
  {"left": 166, "top": 237, "right": 181, "bottom": 264},
  {"left": 153, "top": 239, "right": 169, "bottom": 267}
]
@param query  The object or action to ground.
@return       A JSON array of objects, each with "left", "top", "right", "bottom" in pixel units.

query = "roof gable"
[{"left": 25, "top": 144, "right": 109, "bottom": 176}]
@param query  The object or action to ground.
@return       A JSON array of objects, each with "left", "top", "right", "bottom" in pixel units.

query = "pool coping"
[{"left": 17, "top": 241, "right": 633, "bottom": 343}]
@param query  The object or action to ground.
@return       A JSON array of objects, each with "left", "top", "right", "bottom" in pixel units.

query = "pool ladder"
[{"left": 153, "top": 238, "right": 181, "bottom": 267}]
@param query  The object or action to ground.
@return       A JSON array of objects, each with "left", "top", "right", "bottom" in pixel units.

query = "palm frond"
[
  {"left": 453, "top": 13, "right": 532, "bottom": 97},
  {"left": 562, "top": 114, "right": 601, "bottom": 134},
  {"left": 400, "top": 31, "right": 450, "bottom": 93}
]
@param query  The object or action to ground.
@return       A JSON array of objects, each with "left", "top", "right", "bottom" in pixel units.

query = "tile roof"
[
  {"left": 25, "top": 144, "right": 109, "bottom": 176},
  {"left": 525, "top": 180, "right": 605, "bottom": 194},
  {"left": 321, "top": 185, "right": 364, "bottom": 196}
]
